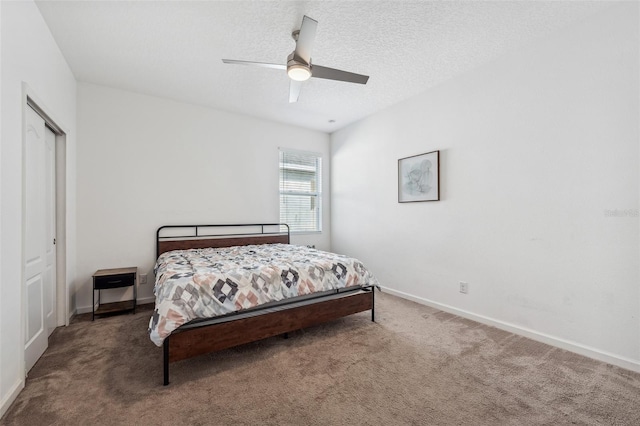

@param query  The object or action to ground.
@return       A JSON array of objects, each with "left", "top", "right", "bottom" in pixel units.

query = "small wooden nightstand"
[{"left": 92, "top": 267, "right": 137, "bottom": 321}]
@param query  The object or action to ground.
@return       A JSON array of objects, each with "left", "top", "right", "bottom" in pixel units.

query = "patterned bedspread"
[{"left": 148, "top": 243, "right": 379, "bottom": 346}]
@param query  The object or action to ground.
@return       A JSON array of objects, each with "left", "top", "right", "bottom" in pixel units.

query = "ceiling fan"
[{"left": 222, "top": 16, "right": 369, "bottom": 103}]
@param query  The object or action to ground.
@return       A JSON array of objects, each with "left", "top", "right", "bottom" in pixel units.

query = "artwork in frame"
[{"left": 398, "top": 150, "right": 440, "bottom": 203}]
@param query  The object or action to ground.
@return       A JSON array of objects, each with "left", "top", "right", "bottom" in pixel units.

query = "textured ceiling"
[{"left": 36, "top": 1, "right": 611, "bottom": 133}]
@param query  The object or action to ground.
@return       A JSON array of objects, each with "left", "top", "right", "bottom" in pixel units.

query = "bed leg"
[
  {"left": 371, "top": 288, "right": 375, "bottom": 322},
  {"left": 163, "top": 338, "right": 170, "bottom": 386}
]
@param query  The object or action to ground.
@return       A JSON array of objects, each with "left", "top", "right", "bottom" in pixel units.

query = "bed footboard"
[{"left": 163, "top": 288, "right": 374, "bottom": 385}]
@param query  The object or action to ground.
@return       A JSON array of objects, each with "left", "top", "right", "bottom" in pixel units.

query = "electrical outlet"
[
  {"left": 459, "top": 281, "right": 469, "bottom": 294},
  {"left": 140, "top": 274, "right": 148, "bottom": 285}
]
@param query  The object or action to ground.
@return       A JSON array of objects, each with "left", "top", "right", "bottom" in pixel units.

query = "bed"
[{"left": 150, "top": 224, "right": 379, "bottom": 385}]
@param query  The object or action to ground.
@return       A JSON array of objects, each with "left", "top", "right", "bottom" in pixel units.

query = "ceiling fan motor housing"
[{"left": 287, "top": 52, "right": 312, "bottom": 81}]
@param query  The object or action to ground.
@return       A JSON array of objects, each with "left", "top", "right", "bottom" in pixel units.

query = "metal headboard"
[{"left": 156, "top": 223, "right": 290, "bottom": 258}]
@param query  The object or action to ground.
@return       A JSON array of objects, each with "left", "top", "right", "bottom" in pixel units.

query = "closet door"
[
  {"left": 24, "top": 106, "right": 56, "bottom": 372},
  {"left": 44, "top": 126, "right": 57, "bottom": 337}
]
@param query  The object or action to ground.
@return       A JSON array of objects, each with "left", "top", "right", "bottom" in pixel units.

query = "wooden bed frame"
[{"left": 156, "top": 224, "right": 376, "bottom": 385}]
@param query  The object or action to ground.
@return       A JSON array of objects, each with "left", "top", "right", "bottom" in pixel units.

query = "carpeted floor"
[{"left": 2, "top": 291, "right": 640, "bottom": 425}]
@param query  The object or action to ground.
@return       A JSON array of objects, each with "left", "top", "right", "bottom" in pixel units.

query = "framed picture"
[{"left": 398, "top": 150, "right": 440, "bottom": 202}]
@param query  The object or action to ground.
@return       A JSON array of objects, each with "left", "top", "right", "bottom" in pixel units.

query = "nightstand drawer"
[{"left": 94, "top": 273, "right": 135, "bottom": 289}]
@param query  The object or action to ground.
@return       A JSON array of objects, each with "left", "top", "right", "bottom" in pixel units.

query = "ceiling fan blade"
[
  {"left": 289, "top": 80, "right": 303, "bottom": 103},
  {"left": 311, "top": 65, "right": 369, "bottom": 84},
  {"left": 294, "top": 16, "right": 318, "bottom": 64},
  {"left": 222, "top": 59, "right": 286, "bottom": 70}
]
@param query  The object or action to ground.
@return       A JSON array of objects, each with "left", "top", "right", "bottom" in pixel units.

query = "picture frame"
[{"left": 398, "top": 150, "right": 440, "bottom": 203}]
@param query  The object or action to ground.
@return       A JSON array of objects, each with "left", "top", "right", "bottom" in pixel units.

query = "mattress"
[{"left": 148, "top": 243, "right": 379, "bottom": 346}]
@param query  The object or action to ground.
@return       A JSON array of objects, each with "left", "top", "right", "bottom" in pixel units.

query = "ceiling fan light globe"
[{"left": 287, "top": 64, "right": 312, "bottom": 81}]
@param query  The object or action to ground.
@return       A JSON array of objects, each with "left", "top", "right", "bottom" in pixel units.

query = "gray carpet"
[{"left": 2, "top": 292, "right": 640, "bottom": 425}]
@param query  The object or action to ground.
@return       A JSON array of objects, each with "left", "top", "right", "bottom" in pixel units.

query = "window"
[{"left": 279, "top": 149, "right": 322, "bottom": 233}]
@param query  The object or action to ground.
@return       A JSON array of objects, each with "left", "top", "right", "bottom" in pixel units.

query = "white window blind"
[{"left": 279, "top": 149, "right": 322, "bottom": 233}]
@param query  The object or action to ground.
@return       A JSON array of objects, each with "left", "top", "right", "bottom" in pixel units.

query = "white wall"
[
  {"left": 76, "top": 83, "right": 330, "bottom": 311},
  {"left": 0, "top": 0, "right": 77, "bottom": 416},
  {"left": 331, "top": 4, "right": 639, "bottom": 370}
]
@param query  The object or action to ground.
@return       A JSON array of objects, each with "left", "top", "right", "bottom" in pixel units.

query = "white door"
[
  {"left": 44, "top": 126, "right": 57, "bottom": 337},
  {"left": 24, "top": 106, "right": 56, "bottom": 372}
]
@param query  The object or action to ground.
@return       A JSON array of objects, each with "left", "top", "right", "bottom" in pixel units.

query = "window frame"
[{"left": 279, "top": 148, "right": 322, "bottom": 234}]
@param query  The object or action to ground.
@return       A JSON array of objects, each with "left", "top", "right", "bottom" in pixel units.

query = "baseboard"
[
  {"left": 136, "top": 296, "right": 155, "bottom": 305},
  {"left": 75, "top": 296, "right": 155, "bottom": 315},
  {"left": 0, "top": 378, "right": 24, "bottom": 419},
  {"left": 380, "top": 286, "right": 640, "bottom": 374}
]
